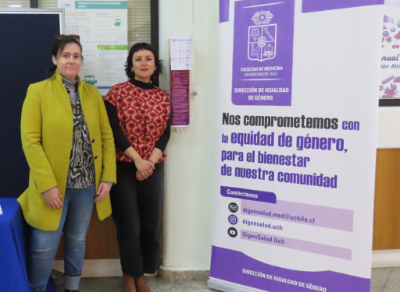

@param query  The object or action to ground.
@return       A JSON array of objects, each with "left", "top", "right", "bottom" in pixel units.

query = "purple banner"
[
  {"left": 302, "top": 0, "right": 384, "bottom": 13},
  {"left": 221, "top": 186, "right": 276, "bottom": 204},
  {"left": 210, "top": 246, "right": 370, "bottom": 292},
  {"left": 231, "top": 0, "right": 295, "bottom": 106},
  {"left": 220, "top": 0, "right": 230, "bottom": 23}
]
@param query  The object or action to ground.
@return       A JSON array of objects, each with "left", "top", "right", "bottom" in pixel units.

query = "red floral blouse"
[{"left": 105, "top": 81, "right": 171, "bottom": 163}]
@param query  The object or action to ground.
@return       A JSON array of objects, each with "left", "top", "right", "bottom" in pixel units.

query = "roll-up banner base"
[
  {"left": 209, "top": 0, "right": 391, "bottom": 291},
  {"left": 209, "top": 278, "right": 266, "bottom": 292}
]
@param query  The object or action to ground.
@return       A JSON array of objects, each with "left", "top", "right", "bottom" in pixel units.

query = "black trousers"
[{"left": 110, "top": 161, "right": 163, "bottom": 278}]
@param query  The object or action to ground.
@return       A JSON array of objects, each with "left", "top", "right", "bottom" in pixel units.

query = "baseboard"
[
  {"left": 53, "top": 259, "right": 159, "bottom": 278},
  {"left": 52, "top": 251, "right": 398, "bottom": 278},
  {"left": 53, "top": 259, "right": 122, "bottom": 278},
  {"left": 372, "top": 249, "right": 400, "bottom": 268},
  {"left": 158, "top": 266, "right": 210, "bottom": 281}
]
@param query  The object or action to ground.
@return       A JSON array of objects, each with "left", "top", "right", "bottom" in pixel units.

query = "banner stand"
[{"left": 209, "top": 1, "right": 386, "bottom": 291}]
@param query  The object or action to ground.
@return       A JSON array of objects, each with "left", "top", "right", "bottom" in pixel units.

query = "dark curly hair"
[
  {"left": 125, "top": 42, "right": 163, "bottom": 81},
  {"left": 47, "top": 37, "right": 83, "bottom": 77}
]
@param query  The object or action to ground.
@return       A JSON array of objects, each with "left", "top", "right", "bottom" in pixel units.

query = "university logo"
[{"left": 248, "top": 11, "right": 277, "bottom": 62}]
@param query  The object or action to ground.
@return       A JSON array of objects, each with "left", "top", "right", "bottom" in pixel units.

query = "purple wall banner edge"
[
  {"left": 219, "top": 0, "right": 229, "bottom": 23},
  {"left": 210, "top": 246, "right": 370, "bottom": 292},
  {"left": 302, "top": 0, "right": 384, "bottom": 13}
]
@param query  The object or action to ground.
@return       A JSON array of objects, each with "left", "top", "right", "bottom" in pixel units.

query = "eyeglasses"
[{"left": 54, "top": 34, "right": 80, "bottom": 42}]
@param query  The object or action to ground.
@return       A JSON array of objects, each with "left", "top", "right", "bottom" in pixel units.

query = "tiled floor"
[
  {"left": 371, "top": 268, "right": 400, "bottom": 292},
  {"left": 54, "top": 268, "right": 400, "bottom": 292}
]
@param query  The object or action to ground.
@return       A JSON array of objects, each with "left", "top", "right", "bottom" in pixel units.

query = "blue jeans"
[{"left": 28, "top": 184, "right": 95, "bottom": 292}]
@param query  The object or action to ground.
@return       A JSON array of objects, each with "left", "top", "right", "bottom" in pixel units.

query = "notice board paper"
[
  {"left": 58, "top": 0, "right": 128, "bottom": 95},
  {"left": 170, "top": 38, "right": 193, "bottom": 70}
]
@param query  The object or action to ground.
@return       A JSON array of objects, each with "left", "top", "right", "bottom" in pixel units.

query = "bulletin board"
[{"left": 0, "top": 9, "right": 64, "bottom": 198}]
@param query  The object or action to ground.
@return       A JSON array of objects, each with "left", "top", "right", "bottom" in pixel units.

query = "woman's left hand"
[
  {"left": 95, "top": 182, "right": 112, "bottom": 203},
  {"left": 136, "top": 170, "right": 151, "bottom": 181},
  {"left": 136, "top": 171, "right": 143, "bottom": 181}
]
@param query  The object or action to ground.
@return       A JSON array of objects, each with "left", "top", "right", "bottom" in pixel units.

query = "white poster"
[
  {"left": 170, "top": 38, "right": 193, "bottom": 70},
  {"left": 58, "top": 0, "right": 128, "bottom": 95},
  {"left": 209, "top": 1, "right": 384, "bottom": 292},
  {"left": 380, "top": 5, "right": 400, "bottom": 99}
]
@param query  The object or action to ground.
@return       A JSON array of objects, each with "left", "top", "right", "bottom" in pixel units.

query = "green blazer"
[{"left": 18, "top": 70, "right": 116, "bottom": 231}]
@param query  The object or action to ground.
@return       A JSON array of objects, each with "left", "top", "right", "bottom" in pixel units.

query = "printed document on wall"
[
  {"left": 170, "top": 38, "right": 193, "bottom": 70},
  {"left": 58, "top": 0, "right": 128, "bottom": 95},
  {"left": 380, "top": 5, "right": 400, "bottom": 100}
]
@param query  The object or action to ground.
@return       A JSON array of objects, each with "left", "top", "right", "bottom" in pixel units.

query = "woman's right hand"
[
  {"left": 134, "top": 158, "right": 154, "bottom": 174},
  {"left": 125, "top": 147, "right": 154, "bottom": 179},
  {"left": 42, "top": 187, "right": 63, "bottom": 209}
]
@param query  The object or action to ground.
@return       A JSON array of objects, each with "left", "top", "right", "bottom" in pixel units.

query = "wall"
[
  {"left": 377, "top": 108, "right": 400, "bottom": 148},
  {"left": 159, "top": 0, "right": 219, "bottom": 272},
  {"left": 374, "top": 149, "right": 400, "bottom": 250}
]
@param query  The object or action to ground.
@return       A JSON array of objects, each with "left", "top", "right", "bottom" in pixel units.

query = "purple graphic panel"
[
  {"left": 220, "top": 0, "right": 230, "bottom": 23},
  {"left": 302, "top": 0, "right": 384, "bottom": 13},
  {"left": 231, "top": 0, "right": 295, "bottom": 106},
  {"left": 210, "top": 246, "right": 370, "bottom": 292},
  {"left": 242, "top": 199, "right": 354, "bottom": 232},
  {"left": 221, "top": 186, "right": 276, "bottom": 204},
  {"left": 241, "top": 229, "right": 352, "bottom": 260}
]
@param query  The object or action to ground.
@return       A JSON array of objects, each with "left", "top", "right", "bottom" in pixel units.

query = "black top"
[{"left": 105, "top": 79, "right": 171, "bottom": 154}]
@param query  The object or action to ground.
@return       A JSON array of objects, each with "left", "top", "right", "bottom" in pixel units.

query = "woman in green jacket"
[{"left": 18, "top": 35, "right": 116, "bottom": 292}]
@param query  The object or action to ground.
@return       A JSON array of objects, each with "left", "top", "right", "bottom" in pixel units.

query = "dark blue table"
[{"left": 0, "top": 198, "right": 56, "bottom": 292}]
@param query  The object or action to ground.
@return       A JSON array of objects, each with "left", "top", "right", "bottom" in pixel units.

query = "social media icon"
[
  {"left": 228, "top": 215, "right": 238, "bottom": 225},
  {"left": 228, "top": 202, "right": 238, "bottom": 213},
  {"left": 228, "top": 227, "right": 238, "bottom": 238}
]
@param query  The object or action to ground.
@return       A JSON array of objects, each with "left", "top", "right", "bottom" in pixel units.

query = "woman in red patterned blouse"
[{"left": 104, "top": 43, "right": 171, "bottom": 292}]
